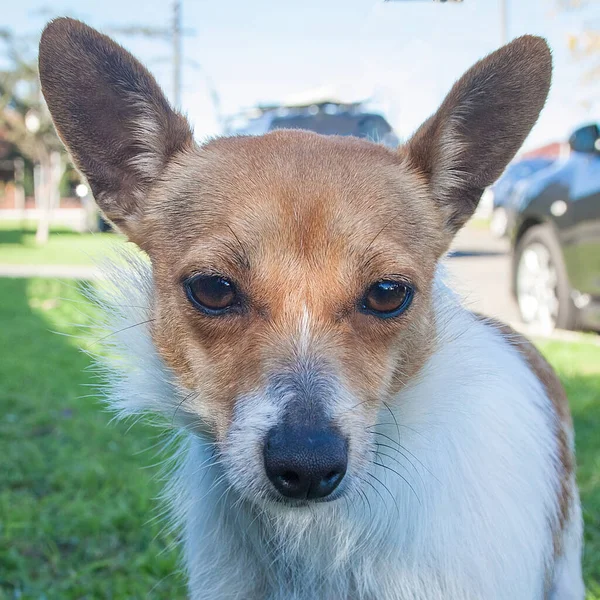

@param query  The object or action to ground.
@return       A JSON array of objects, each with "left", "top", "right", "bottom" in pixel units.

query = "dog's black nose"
[{"left": 263, "top": 426, "right": 348, "bottom": 500}]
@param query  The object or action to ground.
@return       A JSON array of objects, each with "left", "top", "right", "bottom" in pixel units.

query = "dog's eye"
[
  {"left": 361, "top": 280, "right": 414, "bottom": 318},
  {"left": 184, "top": 274, "right": 238, "bottom": 314}
]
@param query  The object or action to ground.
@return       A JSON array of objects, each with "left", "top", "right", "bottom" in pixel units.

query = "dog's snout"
[{"left": 263, "top": 425, "right": 348, "bottom": 500}]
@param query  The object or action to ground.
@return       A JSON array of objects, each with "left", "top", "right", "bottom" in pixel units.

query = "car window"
[{"left": 269, "top": 114, "right": 392, "bottom": 141}]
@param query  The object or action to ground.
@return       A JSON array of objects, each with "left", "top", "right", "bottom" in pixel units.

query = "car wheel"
[
  {"left": 514, "top": 224, "right": 577, "bottom": 331},
  {"left": 490, "top": 207, "right": 508, "bottom": 238}
]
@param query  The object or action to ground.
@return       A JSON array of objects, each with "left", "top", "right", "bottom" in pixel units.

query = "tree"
[
  {"left": 568, "top": 29, "right": 600, "bottom": 85},
  {"left": 0, "top": 29, "right": 65, "bottom": 244},
  {"left": 557, "top": 0, "right": 600, "bottom": 103},
  {"left": 0, "top": 3, "right": 218, "bottom": 244}
]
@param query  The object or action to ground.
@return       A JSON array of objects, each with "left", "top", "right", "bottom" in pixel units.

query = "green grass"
[
  {"left": 0, "top": 222, "right": 126, "bottom": 266},
  {"left": 537, "top": 339, "right": 600, "bottom": 599},
  {"left": 0, "top": 278, "right": 185, "bottom": 599},
  {"left": 0, "top": 277, "right": 598, "bottom": 598}
]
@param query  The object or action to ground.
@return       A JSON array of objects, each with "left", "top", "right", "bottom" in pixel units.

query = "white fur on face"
[
  {"left": 218, "top": 387, "right": 281, "bottom": 503},
  {"left": 94, "top": 256, "right": 582, "bottom": 600},
  {"left": 297, "top": 304, "right": 312, "bottom": 357}
]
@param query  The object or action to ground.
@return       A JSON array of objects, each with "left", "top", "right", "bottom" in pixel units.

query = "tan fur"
[
  {"left": 141, "top": 131, "right": 442, "bottom": 438},
  {"left": 38, "top": 16, "right": 558, "bottom": 461},
  {"left": 38, "top": 16, "right": 557, "bottom": 462},
  {"left": 475, "top": 314, "right": 574, "bottom": 558}
]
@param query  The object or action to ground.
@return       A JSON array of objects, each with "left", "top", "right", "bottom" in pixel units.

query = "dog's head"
[{"left": 39, "top": 19, "right": 551, "bottom": 507}]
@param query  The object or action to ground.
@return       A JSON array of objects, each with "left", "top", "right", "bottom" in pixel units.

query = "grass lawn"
[
  {"left": 0, "top": 278, "right": 185, "bottom": 599},
  {"left": 0, "top": 277, "right": 598, "bottom": 598},
  {"left": 537, "top": 338, "right": 600, "bottom": 599},
  {"left": 0, "top": 222, "right": 126, "bottom": 266}
]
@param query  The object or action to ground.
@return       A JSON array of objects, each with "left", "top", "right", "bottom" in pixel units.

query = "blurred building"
[
  {"left": 520, "top": 141, "right": 567, "bottom": 160},
  {"left": 0, "top": 128, "right": 89, "bottom": 230}
]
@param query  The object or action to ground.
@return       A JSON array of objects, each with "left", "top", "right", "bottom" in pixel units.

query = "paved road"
[
  {"left": 3, "top": 226, "right": 595, "bottom": 345},
  {"left": 444, "top": 227, "right": 521, "bottom": 326},
  {"left": 0, "top": 225, "right": 520, "bottom": 325},
  {"left": 0, "top": 263, "right": 101, "bottom": 279}
]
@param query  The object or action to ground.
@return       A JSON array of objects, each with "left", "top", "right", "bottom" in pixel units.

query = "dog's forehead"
[{"left": 149, "top": 130, "right": 439, "bottom": 271}]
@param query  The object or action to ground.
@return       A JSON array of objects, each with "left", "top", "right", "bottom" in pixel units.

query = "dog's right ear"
[
  {"left": 39, "top": 18, "right": 193, "bottom": 239},
  {"left": 405, "top": 35, "right": 552, "bottom": 252}
]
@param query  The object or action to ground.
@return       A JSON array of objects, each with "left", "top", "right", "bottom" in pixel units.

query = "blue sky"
[{"left": 3, "top": 0, "right": 599, "bottom": 150}]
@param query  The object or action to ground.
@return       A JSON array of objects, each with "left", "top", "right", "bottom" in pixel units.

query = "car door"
[{"left": 565, "top": 144, "right": 600, "bottom": 298}]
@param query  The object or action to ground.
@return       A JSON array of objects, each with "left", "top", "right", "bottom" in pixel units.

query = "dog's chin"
[
  {"left": 241, "top": 481, "right": 350, "bottom": 514},
  {"left": 269, "top": 489, "right": 347, "bottom": 508},
  {"left": 227, "top": 476, "right": 349, "bottom": 513}
]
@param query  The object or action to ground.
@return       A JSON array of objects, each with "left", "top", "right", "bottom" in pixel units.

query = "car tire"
[{"left": 514, "top": 224, "right": 578, "bottom": 331}]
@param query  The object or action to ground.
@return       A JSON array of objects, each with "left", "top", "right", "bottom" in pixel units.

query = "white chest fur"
[
  {"left": 169, "top": 281, "right": 562, "bottom": 600},
  {"left": 97, "top": 262, "right": 575, "bottom": 600}
]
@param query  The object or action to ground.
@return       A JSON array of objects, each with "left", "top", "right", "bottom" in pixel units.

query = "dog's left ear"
[
  {"left": 406, "top": 35, "right": 551, "bottom": 247},
  {"left": 38, "top": 18, "right": 193, "bottom": 241}
]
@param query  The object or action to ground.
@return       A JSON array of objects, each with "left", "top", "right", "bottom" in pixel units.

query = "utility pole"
[
  {"left": 108, "top": 1, "right": 186, "bottom": 108},
  {"left": 172, "top": 0, "right": 182, "bottom": 108},
  {"left": 500, "top": 0, "right": 508, "bottom": 45}
]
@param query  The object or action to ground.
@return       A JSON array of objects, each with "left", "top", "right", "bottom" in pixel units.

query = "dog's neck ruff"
[{"left": 94, "top": 254, "right": 570, "bottom": 600}]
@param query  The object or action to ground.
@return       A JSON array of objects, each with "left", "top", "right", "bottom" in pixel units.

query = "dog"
[{"left": 39, "top": 18, "right": 584, "bottom": 599}]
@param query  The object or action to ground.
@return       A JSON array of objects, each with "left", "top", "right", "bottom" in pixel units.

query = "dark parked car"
[
  {"left": 510, "top": 123, "right": 600, "bottom": 331},
  {"left": 229, "top": 104, "right": 399, "bottom": 148},
  {"left": 268, "top": 112, "right": 398, "bottom": 146},
  {"left": 488, "top": 157, "right": 554, "bottom": 237}
]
